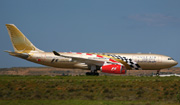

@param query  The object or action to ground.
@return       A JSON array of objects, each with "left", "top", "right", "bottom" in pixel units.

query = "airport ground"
[
  {"left": 0, "top": 74, "right": 180, "bottom": 105},
  {"left": 0, "top": 67, "right": 180, "bottom": 76}
]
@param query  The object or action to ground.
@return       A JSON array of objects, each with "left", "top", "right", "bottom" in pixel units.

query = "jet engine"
[{"left": 100, "top": 64, "right": 126, "bottom": 74}]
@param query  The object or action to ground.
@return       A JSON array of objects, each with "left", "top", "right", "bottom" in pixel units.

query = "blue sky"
[{"left": 0, "top": 0, "right": 180, "bottom": 68}]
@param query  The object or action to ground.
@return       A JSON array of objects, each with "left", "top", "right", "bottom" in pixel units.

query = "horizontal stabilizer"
[{"left": 4, "top": 50, "right": 29, "bottom": 59}]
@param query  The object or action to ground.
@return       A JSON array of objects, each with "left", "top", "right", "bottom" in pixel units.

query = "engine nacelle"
[{"left": 100, "top": 64, "right": 126, "bottom": 74}]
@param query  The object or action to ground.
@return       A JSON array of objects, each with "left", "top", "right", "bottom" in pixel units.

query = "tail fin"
[{"left": 6, "top": 24, "right": 44, "bottom": 53}]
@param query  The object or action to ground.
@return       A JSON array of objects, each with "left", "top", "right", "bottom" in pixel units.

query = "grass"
[
  {"left": 0, "top": 75, "right": 180, "bottom": 104},
  {"left": 0, "top": 100, "right": 179, "bottom": 105}
]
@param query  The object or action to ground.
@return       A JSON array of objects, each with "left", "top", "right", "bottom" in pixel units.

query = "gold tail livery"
[{"left": 5, "top": 24, "right": 178, "bottom": 76}]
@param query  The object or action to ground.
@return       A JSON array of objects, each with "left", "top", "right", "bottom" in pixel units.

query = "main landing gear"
[
  {"left": 86, "top": 65, "right": 99, "bottom": 76},
  {"left": 86, "top": 71, "right": 99, "bottom": 76}
]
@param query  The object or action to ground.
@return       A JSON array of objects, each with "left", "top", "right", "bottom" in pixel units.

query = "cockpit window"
[{"left": 168, "top": 58, "right": 174, "bottom": 60}]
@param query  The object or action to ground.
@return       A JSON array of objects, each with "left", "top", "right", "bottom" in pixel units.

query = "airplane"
[{"left": 5, "top": 24, "right": 178, "bottom": 76}]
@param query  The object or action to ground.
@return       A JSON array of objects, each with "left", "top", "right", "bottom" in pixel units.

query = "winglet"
[{"left": 53, "top": 51, "right": 61, "bottom": 56}]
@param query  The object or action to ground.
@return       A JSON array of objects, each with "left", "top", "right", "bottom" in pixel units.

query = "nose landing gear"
[{"left": 156, "top": 70, "right": 160, "bottom": 76}]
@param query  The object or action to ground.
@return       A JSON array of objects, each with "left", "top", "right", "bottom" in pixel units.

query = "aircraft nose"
[{"left": 172, "top": 60, "right": 178, "bottom": 66}]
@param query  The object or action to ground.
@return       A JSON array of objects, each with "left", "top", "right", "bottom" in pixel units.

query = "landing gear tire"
[
  {"left": 156, "top": 73, "right": 160, "bottom": 76},
  {"left": 86, "top": 72, "right": 91, "bottom": 76},
  {"left": 156, "top": 70, "right": 160, "bottom": 76},
  {"left": 86, "top": 72, "right": 99, "bottom": 76},
  {"left": 95, "top": 72, "right": 99, "bottom": 76}
]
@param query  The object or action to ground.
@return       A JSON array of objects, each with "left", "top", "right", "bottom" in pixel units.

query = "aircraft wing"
[{"left": 53, "top": 51, "right": 115, "bottom": 66}]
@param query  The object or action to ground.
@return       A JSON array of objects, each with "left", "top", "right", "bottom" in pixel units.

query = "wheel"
[
  {"left": 86, "top": 72, "right": 91, "bottom": 76},
  {"left": 86, "top": 72, "right": 99, "bottom": 76},
  {"left": 156, "top": 73, "right": 160, "bottom": 76},
  {"left": 95, "top": 72, "right": 99, "bottom": 76},
  {"left": 156, "top": 70, "right": 160, "bottom": 76}
]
